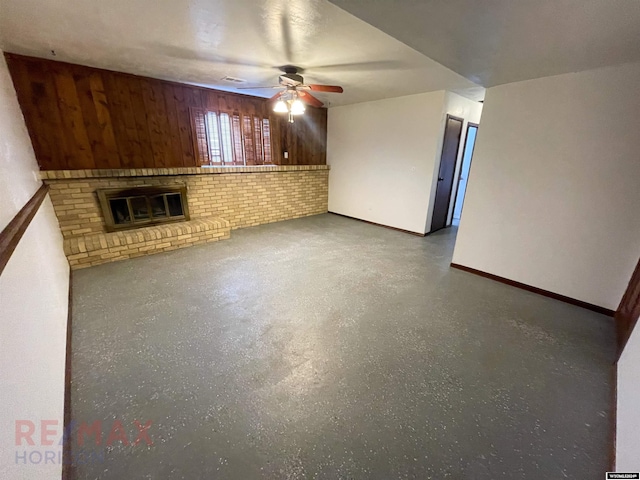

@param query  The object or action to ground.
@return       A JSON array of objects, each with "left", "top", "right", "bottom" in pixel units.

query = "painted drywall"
[
  {"left": 0, "top": 52, "right": 69, "bottom": 479},
  {"left": 617, "top": 324, "right": 640, "bottom": 470},
  {"left": 327, "top": 91, "right": 448, "bottom": 234},
  {"left": 327, "top": 90, "right": 483, "bottom": 234},
  {"left": 440, "top": 91, "right": 483, "bottom": 227},
  {"left": 0, "top": 54, "right": 41, "bottom": 229},
  {"left": 453, "top": 61, "right": 640, "bottom": 310}
]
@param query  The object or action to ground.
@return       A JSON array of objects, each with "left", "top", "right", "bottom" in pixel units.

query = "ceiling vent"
[{"left": 221, "top": 76, "right": 246, "bottom": 84}]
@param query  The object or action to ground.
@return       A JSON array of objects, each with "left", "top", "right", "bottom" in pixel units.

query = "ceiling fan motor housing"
[{"left": 279, "top": 73, "right": 304, "bottom": 86}]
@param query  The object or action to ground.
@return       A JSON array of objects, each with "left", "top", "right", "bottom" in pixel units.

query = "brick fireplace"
[{"left": 42, "top": 165, "right": 329, "bottom": 269}]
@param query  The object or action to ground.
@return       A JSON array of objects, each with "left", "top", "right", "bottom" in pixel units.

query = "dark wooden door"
[
  {"left": 430, "top": 115, "right": 463, "bottom": 232},
  {"left": 617, "top": 256, "right": 640, "bottom": 357}
]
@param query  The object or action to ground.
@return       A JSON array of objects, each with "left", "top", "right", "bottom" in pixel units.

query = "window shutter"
[
  {"left": 253, "top": 116, "right": 264, "bottom": 165},
  {"left": 242, "top": 115, "right": 256, "bottom": 165},
  {"left": 189, "top": 108, "right": 210, "bottom": 165},
  {"left": 231, "top": 114, "right": 244, "bottom": 165},
  {"left": 262, "top": 118, "right": 272, "bottom": 165}
]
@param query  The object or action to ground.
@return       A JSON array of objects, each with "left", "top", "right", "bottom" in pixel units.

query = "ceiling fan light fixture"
[
  {"left": 238, "top": 66, "right": 342, "bottom": 118},
  {"left": 290, "top": 99, "right": 305, "bottom": 115},
  {"left": 274, "top": 99, "right": 288, "bottom": 113}
]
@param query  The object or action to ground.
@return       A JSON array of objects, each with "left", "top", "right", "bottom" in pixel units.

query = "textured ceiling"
[
  {"left": 329, "top": 0, "right": 640, "bottom": 87},
  {"left": 0, "top": 0, "right": 483, "bottom": 105}
]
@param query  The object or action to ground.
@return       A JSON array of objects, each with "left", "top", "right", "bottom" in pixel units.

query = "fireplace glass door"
[{"left": 98, "top": 186, "right": 189, "bottom": 232}]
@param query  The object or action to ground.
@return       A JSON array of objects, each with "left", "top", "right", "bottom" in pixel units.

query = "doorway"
[
  {"left": 430, "top": 115, "right": 463, "bottom": 233},
  {"left": 452, "top": 123, "right": 479, "bottom": 223}
]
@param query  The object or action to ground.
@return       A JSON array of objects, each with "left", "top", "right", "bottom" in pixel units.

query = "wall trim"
[
  {"left": 0, "top": 184, "right": 49, "bottom": 276},
  {"left": 40, "top": 165, "right": 329, "bottom": 180},
  {"left": 450, "top": 262, "right": 615, "bottom": 316},
  {"left": 610, "top": 363, "right": 617, "bottom": 472},
  {"left": 329, "top": 212, "right": 426, "bottom": 237},
  {"left": 62, "top": 270, "right": 73, "bottom": 480}
]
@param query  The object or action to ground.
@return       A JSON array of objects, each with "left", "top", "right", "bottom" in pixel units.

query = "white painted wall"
[
  {"left": 0, "top": 52, "right": 69, "bottom": 479},
  {"left": 327, "top": 91, "right": 447, "bottom": 234},
  {"left": 617, "top": 323, "right": 640, "bottom": 470},
  {"left": 327, "top": 90, "right": 483, "bottom": 235},
  {"left": 453, "top": 61, "right": 640, "bottom": 310}
]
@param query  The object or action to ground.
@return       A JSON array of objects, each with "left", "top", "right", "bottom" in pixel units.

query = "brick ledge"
[
  {"left": 64, "top": 218, "right": 231, "bottom": 269},
  {"left": 41, "top": 165, "right": 330, "bottom": 180}
]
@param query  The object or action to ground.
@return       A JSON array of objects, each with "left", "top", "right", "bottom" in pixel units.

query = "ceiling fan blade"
[
  {"left": 308, "top": 60, "right": 404, "bottom": 72},
  {"left": 236, "top": 86, "right": 282, "bottom": 90},
  {"left": 147, "top": 43, "right": 273, "bottom": 69},
  {"left": 308, "top": 85, "right": 344, "bottom": 93},
  {"left": 280, "top": 12, "right": 294, "bottom": 64},
  {"left": 268, "top": 91, "right": 284, "bottom": 102},
  {"left": 298, "top": 91, "right": 324, "bottom": 108}
]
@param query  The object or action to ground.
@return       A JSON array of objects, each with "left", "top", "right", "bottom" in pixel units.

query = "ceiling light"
[
  {"left": 273, "top": 99, "right": 288, "bottom": 113},
  {"left": 290, "top": 99, "right": 305, "bottom": 115}
]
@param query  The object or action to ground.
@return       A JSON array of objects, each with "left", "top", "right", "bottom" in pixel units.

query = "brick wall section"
[
  {"left": 42, "top": 166, "right": 329, "bottom": 268},
  {"left": 43, "top": 166, "right": 329, "bottom": 239},
  {"left": 65, "top": 218, "right": 230, "bottom": 269}
]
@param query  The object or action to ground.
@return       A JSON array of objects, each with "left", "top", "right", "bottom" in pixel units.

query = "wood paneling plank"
[
  {"left": 127, "top": 78, "right": 155, "bottom": 167},
  {"left": 162, "top": 86, "right": 188, "bottom": 167},
  {"left": 26, "top": 61, "right": 70, "bottom": 169},
  {"left": 51, "top": 65, "right": 95, "bottom": 169},
  {"left": 88, "top": 72, "right": 121, "bottom": 168},
  {"left": 172, "top": 85, "right": 197, "bottom": 167},
  {"left": 268, "top": 112, "right": 283, "bottom": 165},
  {"left": 110, "top": 75, "right": 144, "bottom": 168},
  {"left": 74, "top": 71, "right": 113, "bottom": 168},
  {"left": 140, "top": 79, "right": 173, "bottom": 167},
  {"left": 101, "top": 72, "right": 137, "bottom": 169},
  {"left": 5, "top": 57, "right": 55, "bottom": 169},
  {"left": 205, "top": 90, "right": 220, "bottom": 112}
]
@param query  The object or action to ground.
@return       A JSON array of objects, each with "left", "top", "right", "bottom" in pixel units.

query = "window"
[{"left": 191, "top": 108, "right": 273, "bottom": 166}]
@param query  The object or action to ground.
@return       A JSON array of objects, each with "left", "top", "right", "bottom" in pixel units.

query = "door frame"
[{"left": 451, "top": 122, "right": 479, "bottom": 221}]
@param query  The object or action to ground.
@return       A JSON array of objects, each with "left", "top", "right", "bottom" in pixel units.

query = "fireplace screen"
[{"left": 97, "top": 186, "right": 189, "bottom": 232}]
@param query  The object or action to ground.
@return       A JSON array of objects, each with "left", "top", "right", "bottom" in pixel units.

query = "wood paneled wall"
[
  {"left": 5, "top": 53, "right": 327, "bottom": 170},
  {"left": 617, "top": 257, "right": 640, "bottom": 357}
]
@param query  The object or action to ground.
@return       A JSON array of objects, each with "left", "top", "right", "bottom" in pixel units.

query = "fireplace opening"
[{"left": 97, "top": 186, "right": 189, "bottom": 232}]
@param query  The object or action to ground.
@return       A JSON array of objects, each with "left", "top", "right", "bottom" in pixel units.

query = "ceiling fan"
[{"left": 237, "top": 65, "right": 343, "bottom": 122}]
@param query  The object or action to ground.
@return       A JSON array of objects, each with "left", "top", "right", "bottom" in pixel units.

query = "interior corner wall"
[
  {"left": 0, "top": 52, "right": 69, "bottom": 480},
  {"left": 617, "top": 323, "right": 640, "bottom": 470},
  {"left": 441, "top": 92, "right": 483, "bottom": 227},
  {"left": 327, "top": 91, "right": 447, "bottom": 234},
  {"left": 452, "top": 61, "right": 640, "bottom": 310}
]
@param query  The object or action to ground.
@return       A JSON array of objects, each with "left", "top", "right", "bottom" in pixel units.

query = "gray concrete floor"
[{"left": 70, "top": 213, "right": 615, "bottom": 479}]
